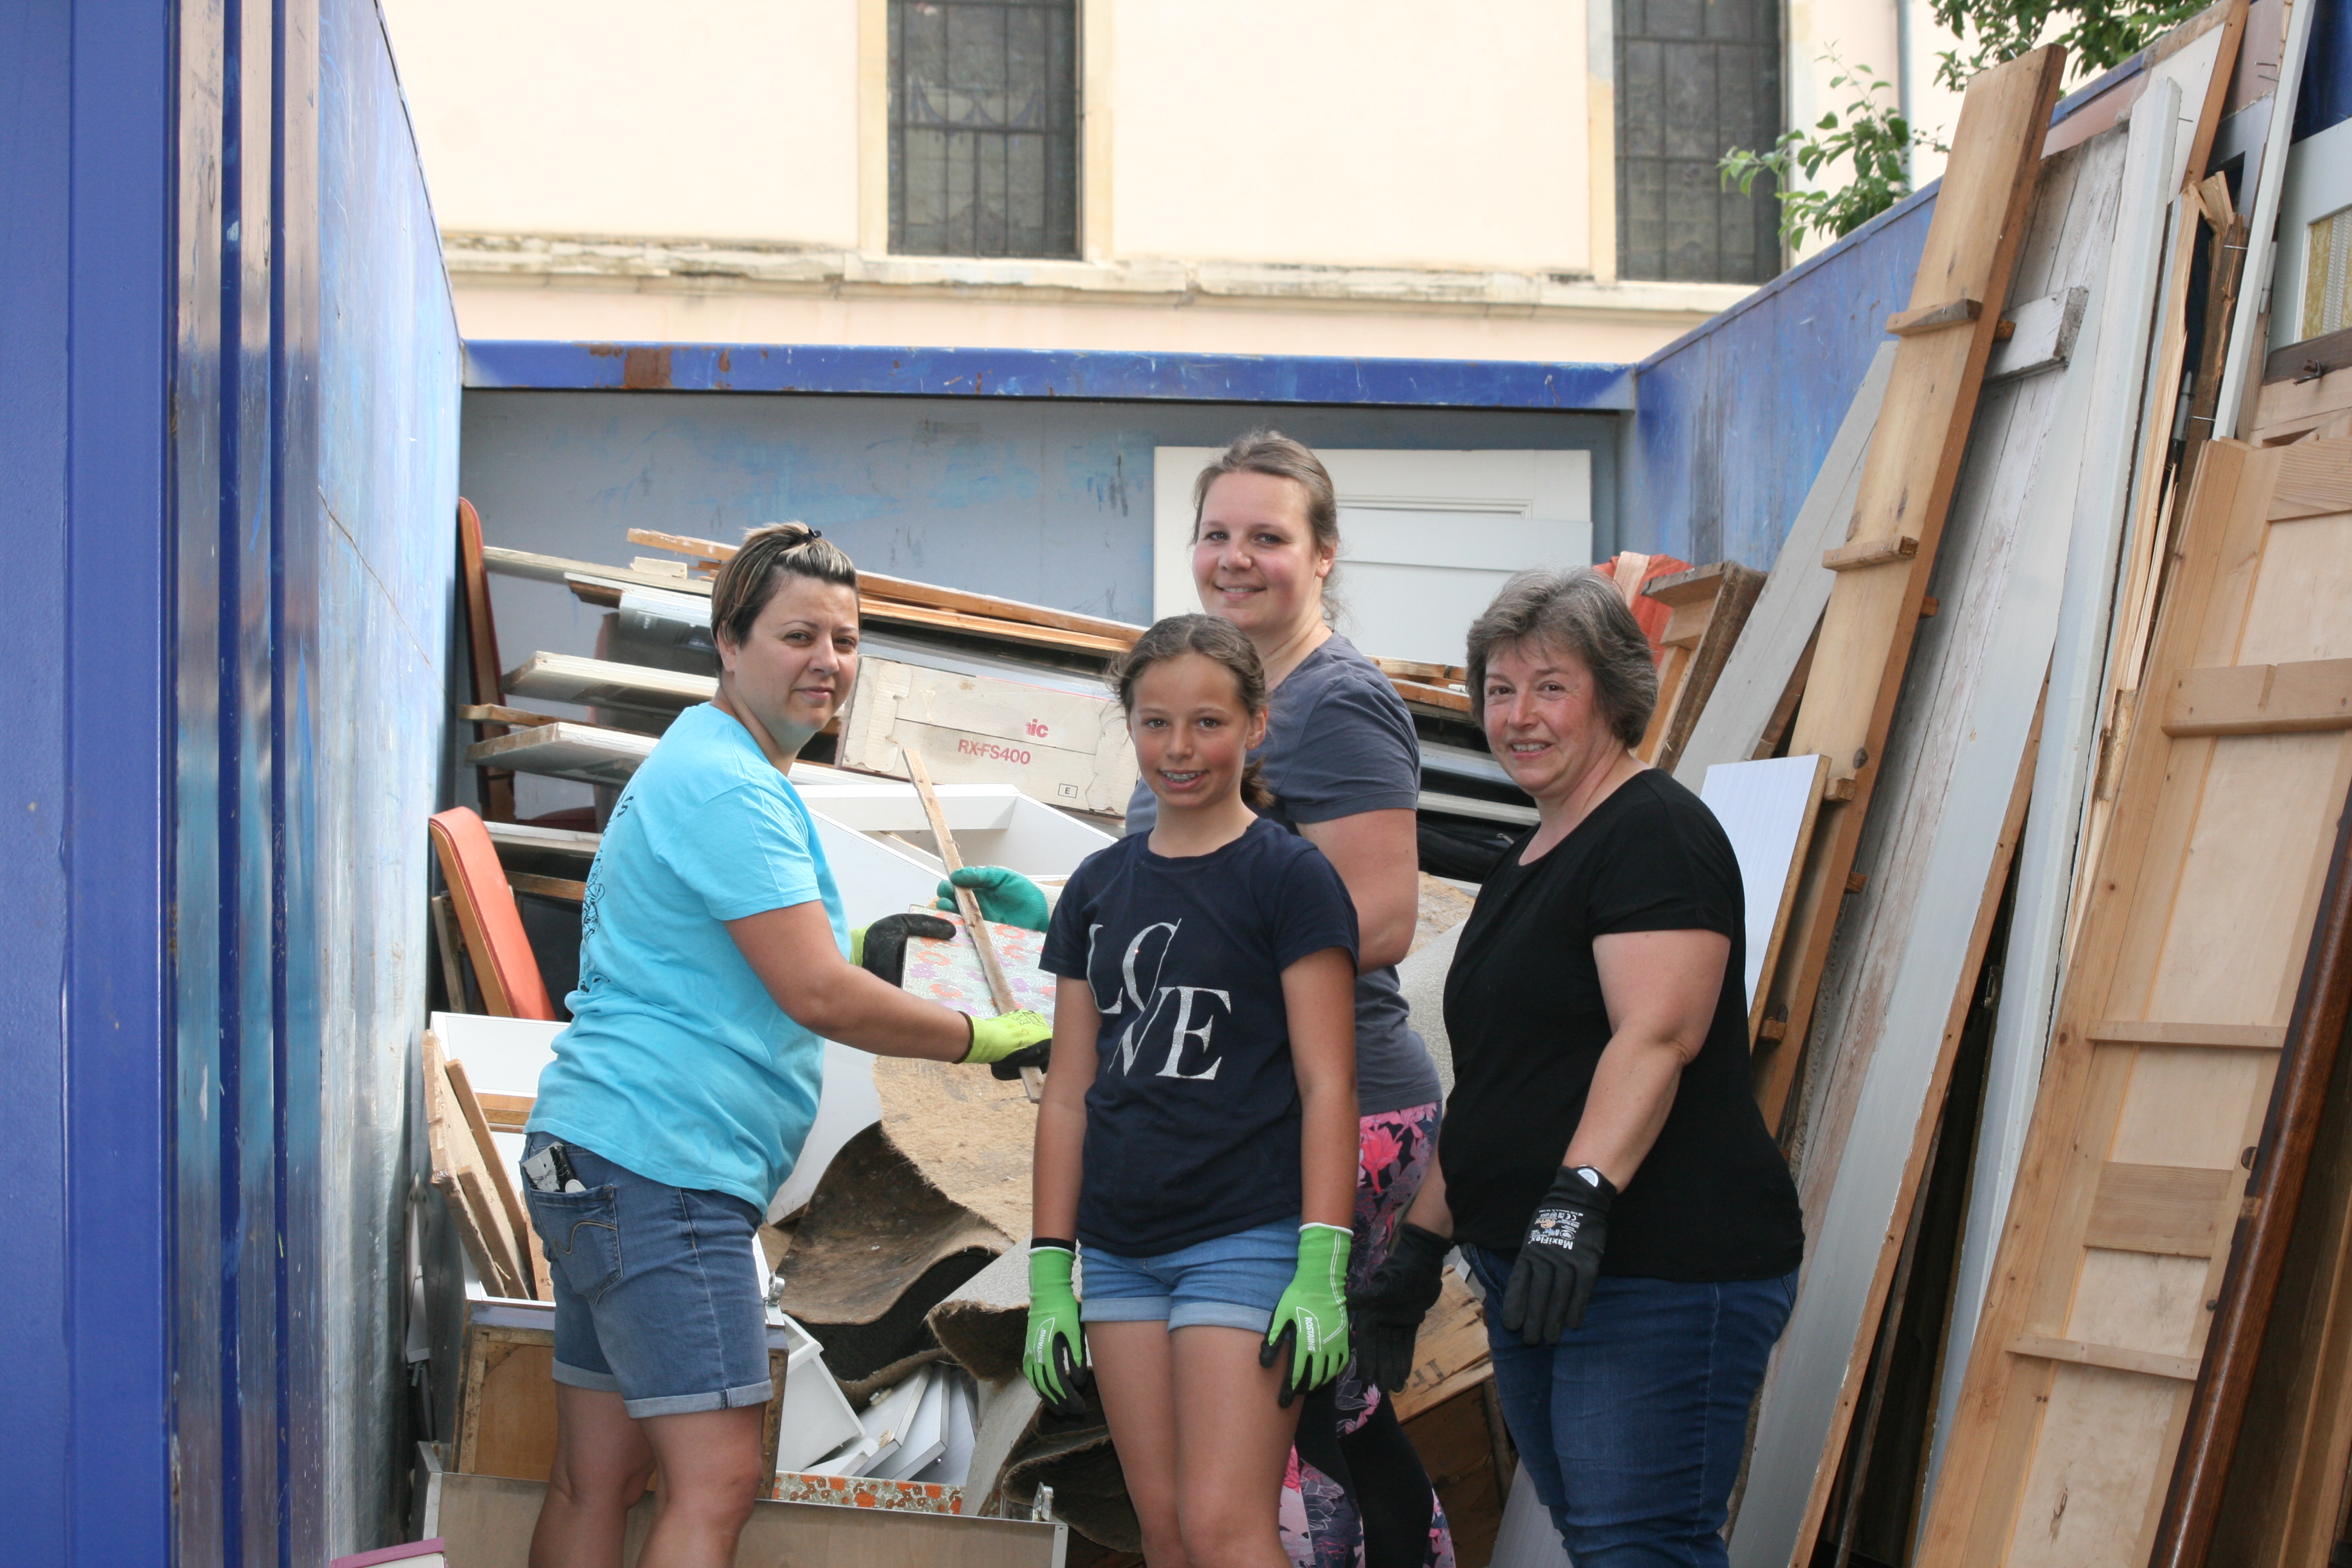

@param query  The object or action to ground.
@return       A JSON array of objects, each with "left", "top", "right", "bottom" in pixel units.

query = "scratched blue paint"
[
  {"left": 464, "top": 391, "right": 1619, "bottom": 818},
  {"left": 1620, "top": 185, "right": 1938, "bottom": 567},
  {"left": 463, "top": 339, "right": 1636, "bottom": 411}
]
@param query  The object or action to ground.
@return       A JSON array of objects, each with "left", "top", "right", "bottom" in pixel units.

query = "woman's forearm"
[
  {"left": 1560, "top": 1030, "right": 1689, "bottom": 1189},
  {"left": 726, "top": 903, "right": 974, "bottom": 1060},
  {"left": 1402, "top": 1154, "right": 1454, "bottom": 1236}
]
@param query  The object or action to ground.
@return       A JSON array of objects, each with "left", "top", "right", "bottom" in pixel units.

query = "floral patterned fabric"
[{"left": 1278, "top": 1103, "right": 1457, "bottom": 1568}]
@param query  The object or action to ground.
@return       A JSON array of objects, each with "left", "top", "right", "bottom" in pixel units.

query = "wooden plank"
[
  {"left": 1736, "top": 102, "right": 2121, "bottom": 1566},
  {"left": 458, "top": 702, "right": 567, "bottom": 730},
  {"left": 2085, "top": 1019, "right": 2288, "bottom": 1050},
  {"left": 1916, "top": 435, "right": 2352, "bottom": 1568},
  {"left": 424, "top": 1466, "right": 1065, "bottom": 1566},
  {"left": 1672, "top": 343, "right": 1896, "bottom": 787},
  {"left": 1821, "top": 534, "right": 1921, "bottom": 571},
  {"left": 1984, "top": 285, "right": 2091, "bottom": 384},
  {"left": 1751, "top": 45, "right": 2068, "bottom": 1146},
  {"left": 2148, "top": 779, "right": 2352, "bottom": 1564},
  {"left": 423, "top": 1031, "right": 528, "bottom": 1300},
  {"left": 2213, "top": 0, "right": 2321, "bottom": 440},
  {"left": 2083, "top": 1161, "right": 2232, "bottom": 1255},
  {"left": 2008, "top": 1333, "right": 2204, "bottom": 1382},
  {"left": 505, "top": 872, "right": 586, "bottom": 904},
  {"left": 501, "top": 650, "right": 716, "bottom": 714},
  {"left": 627, "top": 525, "right": 1149, "bottom": 644},
  {"left": 1889, "top": 296, "right": 1985, "bottom": 335},
  {"left": 2162, "top": 658, "right": 2352, "bottom": 736},
  {"left": 1637, "top": 561, "right": 1765, "bottom": 773},
  {"left": 475, "top": 1091, "right": 534, "bottom": 1131},
  {"left": 446, "top": 1056, "right": 544, "bottom": 1299},
  {"left": 465, "top": 721, "right": 656, "bottom": 788},
  {"left": 1936, "top": 87, "right": 2187, "bottom": 1469},
  {"left": 460, "top": 499, "right": 516, "bottom": 822},
  {"left": 901, "top": 748, "right": 1040, "bottom": 1102}
]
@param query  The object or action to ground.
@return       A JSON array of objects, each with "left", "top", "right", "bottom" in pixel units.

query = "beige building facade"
[{"left": 383, "top": 0, "right": 1968, "bottom": 365}]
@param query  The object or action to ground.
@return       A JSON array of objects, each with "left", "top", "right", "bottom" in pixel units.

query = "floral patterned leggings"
[{"left": 1278, "top": 1102, "right": 1456, "bottom": 1568}]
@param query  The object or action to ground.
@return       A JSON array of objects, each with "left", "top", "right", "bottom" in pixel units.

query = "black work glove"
[
  {"left": 988, "top": 1040, "right": 1054, "bottom": 1081},
  {"left": 856, "top": 912, "right": 956, "bottom": 986},
  {"left": 1348, "top": 1221, "right": 1451, "bottom": 1393},
  {"left": 1501, "top": 1165, "right": 1616, "bottom": 1346}
]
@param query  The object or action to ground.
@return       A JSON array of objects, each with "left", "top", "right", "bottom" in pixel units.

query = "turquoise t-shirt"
[{"left": 528, "top": 703, "right": 847, "bottom": 1211}]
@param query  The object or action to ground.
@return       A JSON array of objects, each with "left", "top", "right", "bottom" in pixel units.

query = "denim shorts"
[
  {"left": 1079, "top": 1220, "right": 1299, "bottom": 1333},
  {"left": 521, "top": 1132, "right": 773, "bottom": 1419}
]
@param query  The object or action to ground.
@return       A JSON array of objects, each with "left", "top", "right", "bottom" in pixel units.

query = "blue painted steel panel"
[
  {"left": 2, "top": 1, "right": 457, "bottom": 1561},
  {"left": 463, "top": 339, "right": 1636, "bottom": 411},
  {"left": 2298, "top": 0, "right": 2352, "bottom": 137},
  {"left": 1621, "top": 186, "right": 1937, "bottom": 566}
]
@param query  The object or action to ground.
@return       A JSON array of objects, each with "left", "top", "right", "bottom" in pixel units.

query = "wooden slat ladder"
[
  {"left": 1918, "top": 434, "right": 2352, "bottom": 1567},
  {"left": 1748, "top": 44, "right": 2069, "bottom": 1131}
]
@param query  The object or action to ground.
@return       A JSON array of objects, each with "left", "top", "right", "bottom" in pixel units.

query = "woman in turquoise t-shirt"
[{"left": 521, "top": 523, "right": 1050, "bottom": 1568}]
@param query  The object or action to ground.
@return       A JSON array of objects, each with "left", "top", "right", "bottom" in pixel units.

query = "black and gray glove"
[
  {"left": 853, "top": 912, "right": 957, "bottom": 986},
  {"left": 1349, "top": 1221, "right": 1452, "bottom": 1393},
  {"left": 1501, "top": 1165, "right": 1616, "bottom": 1345}
]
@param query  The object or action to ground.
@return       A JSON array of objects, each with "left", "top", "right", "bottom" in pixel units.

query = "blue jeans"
[
  {"left": 521, "top": 1132, "right": 773, "bottom": 1419},
  {"left": 1079, "top": 1219, "right": 1299, "bottom": 1333},
  {"left": 1464, "top": 1245, "right": 1797, "bottom": 1567}
]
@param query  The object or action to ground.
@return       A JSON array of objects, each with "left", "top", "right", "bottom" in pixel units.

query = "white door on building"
[{"left": 1152, "top": 448, "right": 1593, "bottom": 667}]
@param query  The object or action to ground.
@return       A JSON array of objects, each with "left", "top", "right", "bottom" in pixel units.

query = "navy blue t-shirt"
[{"left": 1041, "top": 816, "right": 1360, "bottom": 1256}]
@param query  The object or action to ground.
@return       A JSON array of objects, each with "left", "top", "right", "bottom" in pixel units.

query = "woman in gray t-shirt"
[
  {"left": 954, "top": 434, "right": 1451, "bottom": 1561},
  {"left": 1114, "top": 432, "right": 1455, "bottom": 1566}
]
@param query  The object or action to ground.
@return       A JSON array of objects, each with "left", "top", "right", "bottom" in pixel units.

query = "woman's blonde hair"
[{"left": 709, "top": 523, "right": 858, "bottom": 650}]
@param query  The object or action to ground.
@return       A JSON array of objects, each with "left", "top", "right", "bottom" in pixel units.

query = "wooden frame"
[
  {"left": 1635, "top": 561, "right": 1765, "bottom": 774},
  {"left": 1917, "top": 435, "right": 2352, "bottom": 1567},
  {"left": 1748, "top": 47, "right": 2069, "bottom": 1134}
]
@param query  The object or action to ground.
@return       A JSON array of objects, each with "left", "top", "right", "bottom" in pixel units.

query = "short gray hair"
[{"left": 1464, "top": 568, "right": 1657, "bottom": 748}]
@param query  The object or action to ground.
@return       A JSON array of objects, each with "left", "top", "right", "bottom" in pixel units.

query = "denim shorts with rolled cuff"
[
  {"left": 1079, "top": 1219, "right": 1299, "bottom": 1333},
  {"left": 521, "top": 1132, "right": 774, "bottom": 1419}
]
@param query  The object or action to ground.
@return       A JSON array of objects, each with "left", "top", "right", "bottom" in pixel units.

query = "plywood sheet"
[
  {"left": 1916, "top": 437, "right": 2352, "bottom": 1568},
  {"left": 464, "top": 721, "right": 655, "bottom": 788}
]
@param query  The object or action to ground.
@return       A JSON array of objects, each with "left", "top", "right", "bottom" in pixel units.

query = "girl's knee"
[{"left": 1175, "top": 1494, "right": 1276, "bottom": 1566}]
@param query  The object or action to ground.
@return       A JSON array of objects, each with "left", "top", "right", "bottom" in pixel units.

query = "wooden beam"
[
  {"left": 1822, "top": 534, "right": 1921, "bottom": 572},
  {"left": 1888, "top": 296, "right": 1985, "bottom": 336},
  {"left": 2161, "top": 659, "right": 2352, "bottom": 736}
]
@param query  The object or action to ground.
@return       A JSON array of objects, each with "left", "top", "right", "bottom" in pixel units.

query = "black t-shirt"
[
  {"left": 1439, "top": 769, "right": 1803, "bottom": 1281},
  {"left": 1042, "top": 816, "right": 1359, "bottom": 1256}
]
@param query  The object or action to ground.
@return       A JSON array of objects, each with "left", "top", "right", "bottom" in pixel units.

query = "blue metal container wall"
[
  {"left": 315, "top": 0, "right": 463, "bottom": 1543},
  {"left": 1619, "top": 188, "right": 1938, "bottom": 568},
  {"left": 0, "top": 0, "right": 457, "bottom": 1561}
]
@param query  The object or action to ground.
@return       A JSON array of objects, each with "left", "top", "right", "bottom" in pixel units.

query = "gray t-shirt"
[{"left": 1126, "top": 633, "right": 1445, "bottom": 1115}]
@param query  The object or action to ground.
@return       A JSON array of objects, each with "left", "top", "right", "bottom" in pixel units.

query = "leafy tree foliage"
[{"left": 1722, "top": 0, "right": 2203, "bottom": 250}]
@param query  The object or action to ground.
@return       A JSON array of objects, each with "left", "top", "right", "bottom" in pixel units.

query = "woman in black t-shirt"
[{"left": 1351, "top": 569, "right": 1803, "bottom": 1568}]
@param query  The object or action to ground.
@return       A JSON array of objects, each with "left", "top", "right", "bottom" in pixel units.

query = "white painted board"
[
  {"left": 1700, "top": 755, "right": 1832, "bottom": 1009},
  {"left": 1488, "top": 1463, "right": 1571, "bottom": 1567},
  {"left": 430, "top": 1011, "right": 563, "bottom": 1099}
]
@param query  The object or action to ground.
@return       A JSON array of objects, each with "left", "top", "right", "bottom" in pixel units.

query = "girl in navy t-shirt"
[{"left": 1025, "top": 614, "right": 1362, "bottom": 1566}]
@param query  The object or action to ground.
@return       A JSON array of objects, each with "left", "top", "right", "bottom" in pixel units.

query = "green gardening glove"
[
  {"left": 962, "top": 1009, "right": 1053, "bottom": 1066},
  {"left": 1259, "top": 1223, "right": 1354, "bottom": 1408},
  {"left": 1024, "top": 1241, "right": 1091, "bottom": 1417},
  {"left": 935, "top": 866, "right": 1051, "bottom": 932}
]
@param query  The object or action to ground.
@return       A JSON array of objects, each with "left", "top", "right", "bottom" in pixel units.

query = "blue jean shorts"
[
  {"left": 1079, "top": 1220, "right": 1299, "bottom": 1333},
  {"left": 521, "top": 1132, "right": 773, "bottom": 1419}
]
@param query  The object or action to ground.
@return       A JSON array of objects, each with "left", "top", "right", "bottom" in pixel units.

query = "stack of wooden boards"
[{"left": 1574, "top": 4, "right": 2352, "bottom": 1563}]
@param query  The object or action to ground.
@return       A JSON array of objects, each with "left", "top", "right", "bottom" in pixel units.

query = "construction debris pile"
[{"left": 406, "top": 4, "right": 2352, "bottom": 1562}]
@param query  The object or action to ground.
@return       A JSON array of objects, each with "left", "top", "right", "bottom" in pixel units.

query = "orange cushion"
[{"left": 429, "top": 807, "right": 557, "bottom": 1021}]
